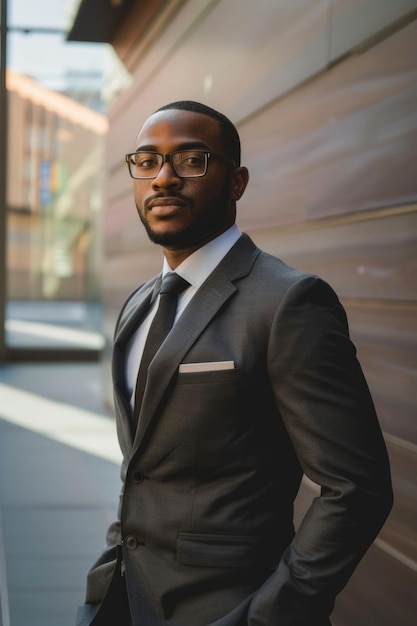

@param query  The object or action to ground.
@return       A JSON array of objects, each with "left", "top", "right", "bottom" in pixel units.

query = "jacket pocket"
[
  {"left": 177, "top": 532, "right": 259, "bottom": 568},
  {"left": 176, "top": 367, "right": 239, "bottom": 385}
]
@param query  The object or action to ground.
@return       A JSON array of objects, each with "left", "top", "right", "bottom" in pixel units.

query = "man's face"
[{"left": 132, "top": 109, "right": 245, "bottom": 251}]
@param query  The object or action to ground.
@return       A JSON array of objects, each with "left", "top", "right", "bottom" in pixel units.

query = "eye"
[
  {"left": 134, "top": 153, "right": 160, "bottom": 168},
  {"left": 180, "top": 152, "right": 206, "bottom": 167}
]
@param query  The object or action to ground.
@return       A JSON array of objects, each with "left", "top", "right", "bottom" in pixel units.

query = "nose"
[{"left": 151, "top": 159, "right": 182, "bottom": 189}]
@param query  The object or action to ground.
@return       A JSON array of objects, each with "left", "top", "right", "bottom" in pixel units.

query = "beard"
[
  {"left": 139, "top": 215, "right": 210, "bottom": 249},
  {"left": 137, "top": 180, "right": 233, "bottom": 250}
]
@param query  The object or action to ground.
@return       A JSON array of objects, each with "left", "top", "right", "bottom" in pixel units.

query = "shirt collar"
[{"left": 162, "top": 224, "right": 242, "bottom": 288}]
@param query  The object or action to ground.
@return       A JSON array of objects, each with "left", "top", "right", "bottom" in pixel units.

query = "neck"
[{"left": 162, "top": 220, "right": 236, "bottom": 269}]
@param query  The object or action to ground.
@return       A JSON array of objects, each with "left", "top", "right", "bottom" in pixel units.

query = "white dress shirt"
[{"left": 125, "top": 224, "right": 242, "bottom": 408}]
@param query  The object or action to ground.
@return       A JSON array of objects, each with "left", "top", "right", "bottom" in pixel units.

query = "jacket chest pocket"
[
  {"left": 147, "top": 367, "right": 247, "bottom": 471},
  {"left": 172, "top": 368, "right": 243, "bottom": 447}
]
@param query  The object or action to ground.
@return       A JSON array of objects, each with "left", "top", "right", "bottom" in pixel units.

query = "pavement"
[
  {"left": 5, "top": 301, "right": 105, "bottom": 350},
  {"left": 0, "top": 360, "right": 123, "bottom": 626}
]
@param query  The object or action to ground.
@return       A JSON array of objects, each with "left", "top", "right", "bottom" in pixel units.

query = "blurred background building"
[
  {"left": 0, "top": 1, "right": 416, "bottom": 625},
  {"left": 7, "top": 70, "right": 107, "bottom": 302}
]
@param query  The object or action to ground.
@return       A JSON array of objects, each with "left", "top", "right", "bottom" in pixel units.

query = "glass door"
[{"left": 3, "top": 0, "right": 113, "bottom": 356}]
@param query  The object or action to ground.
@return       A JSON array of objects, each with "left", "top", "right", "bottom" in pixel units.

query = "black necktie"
[{"left": 133, "top": 272, "right": 190, "bottom": 427}]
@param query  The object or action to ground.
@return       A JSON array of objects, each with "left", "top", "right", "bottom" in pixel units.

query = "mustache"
[{"left": 144, "top": 193, "right": 189, "bottom": 210}]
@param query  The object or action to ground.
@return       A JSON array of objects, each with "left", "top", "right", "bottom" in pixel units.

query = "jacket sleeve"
[{"left": 248, "top": 275, "right": 393, "bottom": 625}]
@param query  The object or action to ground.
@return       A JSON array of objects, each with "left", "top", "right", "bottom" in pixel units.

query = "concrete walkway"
[{"left": 0, "top": 362, "right": 122, "bottom": 626}]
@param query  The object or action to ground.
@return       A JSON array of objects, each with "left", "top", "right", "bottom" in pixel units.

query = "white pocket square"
[{"left": 178, "top": 361, "right": 235, "bottom": 373}]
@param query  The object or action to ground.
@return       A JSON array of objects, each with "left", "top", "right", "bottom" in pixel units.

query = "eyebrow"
[{"left": 135, "top": 141, "right": 211, "bottom": 153}]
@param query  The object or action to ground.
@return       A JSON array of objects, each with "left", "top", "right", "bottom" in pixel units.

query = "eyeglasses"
[{"left": 125, "top": 150, "right": 236, "bottom": 179}]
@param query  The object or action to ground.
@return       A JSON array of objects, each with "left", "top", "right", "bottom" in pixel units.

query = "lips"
[{"left": 146, "top": 195, "right": 188, "bottom": 216}]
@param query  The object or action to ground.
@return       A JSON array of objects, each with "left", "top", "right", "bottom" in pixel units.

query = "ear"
[{"left": 231, "top": 166, "right": 249, "bottom": 201}]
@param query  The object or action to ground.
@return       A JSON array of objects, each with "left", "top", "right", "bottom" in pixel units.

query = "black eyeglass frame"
[{"left": 125, "top": 150, "right": 236, "bottom": 179}]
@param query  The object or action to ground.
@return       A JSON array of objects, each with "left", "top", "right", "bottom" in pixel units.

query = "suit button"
[
  {"left": 124, "top": 535, "right": 138, "bottom": 550},
  {"left": 133, "top": 471, "right": 145, "bottom": 484}
]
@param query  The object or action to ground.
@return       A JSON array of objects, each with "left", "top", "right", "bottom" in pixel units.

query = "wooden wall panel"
[
  {"left": 102, "top": 248, "right": 161, "bottom": 309},
  {"left": 345, "top": 303, "right": 417, "bottom": 443},
  {"left": 333, "top": 541, "right": 417, "bottom": 626},
  {"left": 251, "top": 208, "right": 417, "bottom": 301},
  {"left": 330, "top": 0, "right": 417, "bottom": 61},
  {"left": 106, "top": 0, "right": 331, "bottom": 172},
  {"left": 239, "top": 20, "right": 417, "bottom": 230},
  {"left": 102, "top": 3, "right": 417, "bottom": 622},
  {"left": 111, "top": 0, "right": 168, "bottom": 65},
  {"left": 105, "top": 19, "right": 417, "bottom": 302},
  {"left": 110, "top": 0, "right": 417, "bottom": 163},
  {"left": 103, "top": 194, "right": 144, "bottom": 257}
]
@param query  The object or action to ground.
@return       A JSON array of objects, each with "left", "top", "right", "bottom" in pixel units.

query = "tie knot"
[{"left": 160, "top": 272, "right": 190, "bottom": 296}]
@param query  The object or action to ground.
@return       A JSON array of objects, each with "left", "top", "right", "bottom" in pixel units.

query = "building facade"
[
  {"left": 6, "top": 70, "right": 108, "bottom": 301},
  {"left": 69, "top": 1, "right": 417, "bottom": 623}
]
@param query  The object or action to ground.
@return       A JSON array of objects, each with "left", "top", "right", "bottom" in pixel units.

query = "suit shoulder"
[
  {"left": 251, "top": 249, "right": 341, "bottom": 307},
  {"left": 237, "top": 234, "right": 312, "bottom": 285},
  {"left": 254, "top": 248, "right": 316, "bottom": 285}
]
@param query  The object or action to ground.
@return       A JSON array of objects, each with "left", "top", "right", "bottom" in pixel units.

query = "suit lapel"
[
  {"left": 132, "top": 276, "right": 237, "bottom": 451},
  {"left": 112, "top": 277, "right": 160, "bottom": 453},
  {"left": 131, "top": 234, "right": 261, "bottom": 455},
  {"left": 114, "top": 277, "right": 161, "bottom": 347}
]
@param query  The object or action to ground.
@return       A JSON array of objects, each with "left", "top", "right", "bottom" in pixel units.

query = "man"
[{"left": 77, "top": 101, "right": 393, "bottom": 626}]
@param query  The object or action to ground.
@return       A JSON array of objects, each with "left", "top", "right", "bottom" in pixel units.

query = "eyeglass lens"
[{"left": 129, "top": 151, "right": 208, "bottom": 178}]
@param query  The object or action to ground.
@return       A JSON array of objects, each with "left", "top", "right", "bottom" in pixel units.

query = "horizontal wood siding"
[{"left": 104, "top": 2, "right": 417, "bottom": 622}]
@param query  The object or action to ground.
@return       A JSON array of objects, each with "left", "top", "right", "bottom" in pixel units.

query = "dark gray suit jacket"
[{"left": 77, "top": 233, "right": 392, "bottom": 626}]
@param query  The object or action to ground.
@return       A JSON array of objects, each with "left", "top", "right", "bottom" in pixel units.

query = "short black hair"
[{"left": 154, "top": 100, "right": 241, "bottom": 166}]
